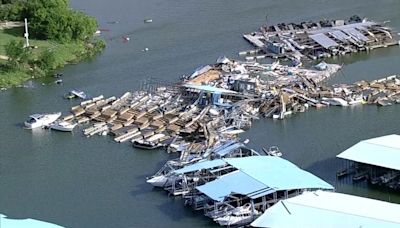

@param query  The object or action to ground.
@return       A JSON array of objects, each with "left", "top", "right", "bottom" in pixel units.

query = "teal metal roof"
[
  {"left": 337, "top": 134, "right": 400, "bottom": 171},
  {"left": 173, "top": 159, "right": 227, "bottom": 175},
  {"left": 196, "top": 170, "right": 267, "bottom": 201},
  {"left": 196, "top": 156, "right": 333, "bottom": 201},
  {"left": 225, "top": 156, "right": 333, "bottom": 190},
  {"left": 251, "top": 190, "right": 400, "bottom": 228},
  {"left": 0, "top": 214, "right": 64, "bottom": 228}
]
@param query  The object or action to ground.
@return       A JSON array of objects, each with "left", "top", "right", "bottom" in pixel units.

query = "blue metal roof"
[
  {"left": 173, "top": 159, "right": 227, "bottom": 175},
  {"left": 196, "top": 156, "right": 333, "bottom": 202},
  {"left": 337, "top": 134, "right": 400, "bottom": 171},
  {"left": 196, "top": 170, "right": 267, "bottom": 201},
  {"left": 251, "top": 190, "right": 400, "bottom": 228},
  {"left": 225, "top": 157, "right": 333, "bottom": 191}
]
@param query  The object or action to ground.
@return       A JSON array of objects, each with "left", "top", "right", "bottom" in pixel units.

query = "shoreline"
[{"left": 0, "top": 28, "right": 105, "bottom": 89}]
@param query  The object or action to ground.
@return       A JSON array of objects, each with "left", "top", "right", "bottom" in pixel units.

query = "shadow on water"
[
  {"left": 156, "top": 198, "right": 215, "bottom": 224},
  {"left": 305, "top": 157, "right": 342, "bottom": 185}
]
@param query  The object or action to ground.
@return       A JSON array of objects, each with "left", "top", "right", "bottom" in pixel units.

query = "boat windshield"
[{"left": 26, "top": 117, "right": 37, "bottom": 123}]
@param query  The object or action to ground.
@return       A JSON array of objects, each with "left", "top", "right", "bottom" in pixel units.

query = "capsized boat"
[
  {"left": 64, "top": 89, "right": 88, "bottom": 99},
  {"left": 24, "top": 112, "right": 62, "bottom": 129},
  {"left": 50, "top": 120, "right": 77, "bottom": 132}
]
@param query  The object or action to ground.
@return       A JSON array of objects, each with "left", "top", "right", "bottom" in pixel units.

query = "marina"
[
  {"left": 337, "top": 135, "right": 400, "bottom": 190},
  {"left": 46, "top": 56, "right": 400, "bottom": 153},
  {"left": 2, "top": 1, "right": 400, "bottom": 227},
  {"left": 243, "top": 15, "right": 399, "bottom": 60}
]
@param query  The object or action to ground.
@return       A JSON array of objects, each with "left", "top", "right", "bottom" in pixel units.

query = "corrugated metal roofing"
[
  {"left": 308, "top": 21, "right": 377, "bottom": 35},
  {"left": 196, "top": 156, "right": 333, "bottom": 201},
  {"left": 342, "top": 27, "right": 369, "bottom": 42},
  {"left": 251, "top": 190, "right": 400, "bottom": 228},
  {"left": 225, "top": 157, "right": 333, "bottom": 191},
  {"left": 183, "top": 84, "right": 238, "bottom": 94},
  {"left": 329, "top": 30, "right": 350, "bottom": 42},
  {"left": 309, "top": 33, "right": 339, "bottom": 49},
  {"left": 173, "top": 159, "right": 227, "bottom": 174},
  {"left": 337, "top": 134, "right": 400, "bottom": 171},
  {"left": 196, "top": 170, "right": 267, "bottom": 201}
]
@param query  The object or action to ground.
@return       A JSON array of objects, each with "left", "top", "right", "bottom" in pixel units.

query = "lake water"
[{"left": 1, "top": 0, "right": 400, "bottom": 227}]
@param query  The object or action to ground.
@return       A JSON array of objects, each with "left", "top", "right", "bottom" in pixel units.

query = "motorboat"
[
  {"left": 377, "top": 98, "right": 393, "bottom": 107},
  {"left": 146, "top": 174, "right": 172, "bottom": 188},
  {"left": 132, "top": 139, "right": 163, "bottom": 150},
  {"left": 50, "top": 120, "right": 77, "bottom": 132},
  {"left": 263, "top": 146, "right": 282, "bottom": 157},
  {"left": 214, "top": 203, "right": 259, "bottom": 226},
  {"left": 347, "top": 95, "right": 364, "bottom": 105},
  {"left": 24, "top": 112, "right": 61, "bottom": 129}
]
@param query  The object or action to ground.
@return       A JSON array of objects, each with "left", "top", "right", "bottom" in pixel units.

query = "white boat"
[
  {"left": 263, "top": 146, "right": 282, "bottom": 157},
  {"left": 50, "top": 120, "right": 77, "bottom": 132},
  {"left": 214, "top": 203, "right": 259, "bottom": 226},
  {"left": 146, "top": 175, "right": 172, "bottom": 187},
  {"left": 348, "top": 95, "right": 364, "bottom": 105},
  {"left": 24, "top": 112, "right": 62, "bottom": 129},
  {"left": 321, "top": 97, "right": 349, "bottom": 106}
]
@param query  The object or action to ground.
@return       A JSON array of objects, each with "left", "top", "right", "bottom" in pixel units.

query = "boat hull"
[
  {"left": 24, "top": 112, "right": 62, "bottom": 129},
  {"left": 146, "top": 175, "right": 171, "bottom": 187},
  {"left": 50, "top": 123, "right": 76, "bottom": 132}
]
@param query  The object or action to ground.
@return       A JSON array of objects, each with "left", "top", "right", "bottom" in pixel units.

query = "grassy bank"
[{"left": 0, "top": 27, "right": 104, "bottom": 88}]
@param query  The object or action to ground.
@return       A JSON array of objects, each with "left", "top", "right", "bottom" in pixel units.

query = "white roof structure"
[
  {"left": 251, "top": 190, "right": 400, "bottom": 228},
  {"left": 309, "top": 33, "right": 339, "bottom": 49},
  {"left": 337, "top": 134, "right": 400, "bottom": 171}
]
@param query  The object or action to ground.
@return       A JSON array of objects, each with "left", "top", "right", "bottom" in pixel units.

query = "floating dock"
[{"left": 243, "top": 16, "right": 399, "bottom": 60}]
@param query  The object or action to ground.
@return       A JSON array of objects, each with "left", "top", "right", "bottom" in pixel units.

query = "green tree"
[
  {"left": 5, "top": 40, "right": 30, "bottom": 69},
  {"left": 38, "top": 49, "right": 57, "bottom": 71},
  {"left": 25, "top": 0, "right": 97, "bottom": 42},
  {"left": 0, "top": 0, "right": 26, "bottom": 21}
]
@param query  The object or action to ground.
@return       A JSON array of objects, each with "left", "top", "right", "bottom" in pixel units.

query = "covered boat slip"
[
  {"left": 250, "top": 190, "right": 400, "bottom": 228},
  {"left": 337, "top": 134, "right": 400, "bottom": 171},
  {"left": 192, "top": 156, "right": 333, "bottom": 224},
  {"left": 173, "top": 159, "right": 228, "bottom": 175},
  {"left": 196, "top": 157, "right": 332, "bottom": 202},
  {"left": 337, "top": 134, "right": 400, "bottom": 189}
]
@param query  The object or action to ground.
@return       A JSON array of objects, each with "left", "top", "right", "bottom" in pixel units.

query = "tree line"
[{"left": 1, "top": 0, "right": 98, "bottom": 43}]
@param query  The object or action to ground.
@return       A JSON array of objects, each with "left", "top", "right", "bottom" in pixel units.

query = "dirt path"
[
  {"left": 0, "top": 55, "right": 9, "bottom": 60},
  {"left": 0, "top": 21, "right": 24, "bottom": 30}
]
